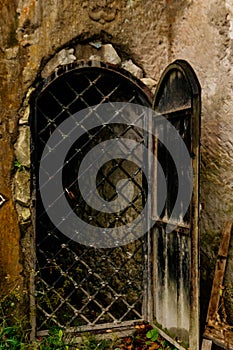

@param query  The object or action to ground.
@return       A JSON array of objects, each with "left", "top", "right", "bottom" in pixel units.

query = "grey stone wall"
[
  {"left": 165, "top": 0, "right": 233, "bottom": 325},
  {"left": 0, "top": 0, "right": 232, "bottom": 325}
]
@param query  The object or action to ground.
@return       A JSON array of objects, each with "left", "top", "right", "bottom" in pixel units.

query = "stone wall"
[
  {"left": 0, "top": 0, "right": 232, "bottom": 326},
  {"left": 165, "top": 0, "right": 233, "bottom": 325}
]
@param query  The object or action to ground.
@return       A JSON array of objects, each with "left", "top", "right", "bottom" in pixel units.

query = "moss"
[
  {"left": 201, "top": 229, "right": 221, "bottom": 253},
  {"left": 200, "top": 229, "right": 222, "bottom": 330},
  {"left": 0, "top": 286, "right": 29, "bottom": 329}
]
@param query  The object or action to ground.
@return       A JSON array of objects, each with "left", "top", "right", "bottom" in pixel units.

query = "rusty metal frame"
[{"left": 30, "top": 60, "right": 153, "bottom": 336}]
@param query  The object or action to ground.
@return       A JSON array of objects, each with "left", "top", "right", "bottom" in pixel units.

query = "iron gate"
[
  {"left": 31, "top": 62, "right": 153, "bottom": 333},
  {"left": 31, "top": 59, "right": 201, "bottom": 349}
]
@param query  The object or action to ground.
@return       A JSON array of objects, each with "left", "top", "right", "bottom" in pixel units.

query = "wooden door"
[{"left": 152, "top": 60, "right": 201, "bottom": 349}]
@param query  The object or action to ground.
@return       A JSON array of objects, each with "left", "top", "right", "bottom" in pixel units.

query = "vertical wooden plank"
[
  {"left": 167, "top": 231, "right": 178, "bottom": 331},
  {"left": 145, "top": 109, "right": 154, "bottom": 323},
  {"left": 177, "top": 234, "right": 190, "bottom": 342},
  {"left": 154, "top": 228, "right": 190, "bottom": 343},
  {"left": 206, "top": 221, "right": 232, "bottom": 325},
  {"left": 152, "top": 60, "right": 201, "bottom": 349},
  {"left": 153, "top": 226, "right": 166, "bottom": 326},
  {"left": 201, "top": 339, "right": 212, "bottom": 350},
  {"left": 186, "top": 61, "right": 201, "bottom": 350}
]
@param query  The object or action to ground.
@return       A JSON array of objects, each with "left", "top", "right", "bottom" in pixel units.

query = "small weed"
[
  {"left": 0, "top": 295, "right": 182, "bottom": 350},
  {"left": 146, "top": 328, "right": 159, "bottom": 342},
  {"left": 14, "top": 160, "right": 24, "bottom": 171},
  {"left": 0, "top": 325, "right": 23, "bottom": 349},
  {"left": 38, "top": 327, "right": 69, "bottom": 349},
  {"left": 161, "top": 340, "right": 168, "bottom": 347}
]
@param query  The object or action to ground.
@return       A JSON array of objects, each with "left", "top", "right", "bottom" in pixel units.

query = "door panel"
[{"left": 152, "top": 60, "right": 201, "bottom": 349}]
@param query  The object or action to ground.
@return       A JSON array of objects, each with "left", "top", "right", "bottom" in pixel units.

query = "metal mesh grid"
[{"left": 32, "top": 63, "right": 152, "bottom": 331}]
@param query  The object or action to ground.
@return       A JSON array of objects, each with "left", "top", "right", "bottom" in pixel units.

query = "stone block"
[
  {"left": 122, "top": 59, "right": 143, "bottom": 79},
  {"left": 15, "top": 203, "right": 31, "bottom": 222},
  {"left": 102, "top": 44, "right": 121, "bottom": 65},
  {"left": 14, "top": 126, "right": 30, "bottom": 168},
  {"left": 13, "top": 169, "right": 30, "bottom": 207},
  {"left": 41, "top": 48, "right": 76, "bottom": 78},
  {"left": 140, "top": 77, "right": 157, "bottom": 91}
]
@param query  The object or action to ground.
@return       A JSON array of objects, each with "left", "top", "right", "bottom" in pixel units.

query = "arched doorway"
[
  {"left": 31, "top": 61, "right": 153, "bottom": 333},
  {"left": 31, "top": 59, "right": 201, "bottom": 349}
]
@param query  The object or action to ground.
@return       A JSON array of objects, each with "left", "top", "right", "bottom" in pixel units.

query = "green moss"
[
  {"left": 201, "top": 229, "right": 221, "bottom": 247},
  {"left": 0, "top": 287, "right": 24, "bottom": 324}
]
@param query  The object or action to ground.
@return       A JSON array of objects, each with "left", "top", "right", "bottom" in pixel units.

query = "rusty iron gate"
[
  {"left": 31, "top": 59, "right": 201, "bottom": 348},
  {"left": 31, "top": 61, "right": 153, "bottom": 334}
]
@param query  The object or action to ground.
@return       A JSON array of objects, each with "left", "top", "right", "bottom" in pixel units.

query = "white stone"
[
  {"left": 102, "top": 44, "right": 121, "bottom": 65},
  {"left": 15, "top": 203, "right": 31, "bottom": 222},
  {"left": 14, "top": 126, "right": 30, "bottom": 168},
  {"left": 41, "top": 48, "right": 77, "bottom": 78},
  {"left": 14, "top": 169, "right": 30, "bottom": 206},
  {"left": 56, "top": 48, "right": 76, "bottom": 66},
  {"left": 19, "top": 87, "right": 35, "bottom": 125},
  {"left": 140, "top": 78, "right": 157, "bottom": 90},
  {"left": 19, "top": 106, "right": 30, "bottom": 125},
  {"left": 121, "top": 59, "right": 143, "bottom": 79}
]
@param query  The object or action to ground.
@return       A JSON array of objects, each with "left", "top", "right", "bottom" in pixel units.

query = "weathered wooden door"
[{"left": 152, "top": 60, "right": 201, "bottom": 349}]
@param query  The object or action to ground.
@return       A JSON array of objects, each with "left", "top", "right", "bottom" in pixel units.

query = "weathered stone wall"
[
  {"left": 164, "top": 0, "right": 233, "bottom": 325},
  {"left": 0, "top": 0, "right": 232, "bottom": 326}
]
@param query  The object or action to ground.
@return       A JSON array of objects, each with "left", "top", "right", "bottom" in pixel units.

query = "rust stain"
[
  {"left": 0, "top": 132, "right": 24, "bottom": 298},
  {"left": 0, "top": 134, "right": 23, "bottom": 297},
  {"left": 23, "top": 7, "right": 29, "bottom": 14},
  {"left": 0, "top": 3, "right": 25, "bottom": 296},
  {"left": 0, "top": 199, "right": 23, "bottom": 296}
]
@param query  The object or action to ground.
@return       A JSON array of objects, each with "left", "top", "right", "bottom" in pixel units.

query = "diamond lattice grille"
[{"left": 33, "top": 63, "right": 152, "bottom": 331}]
